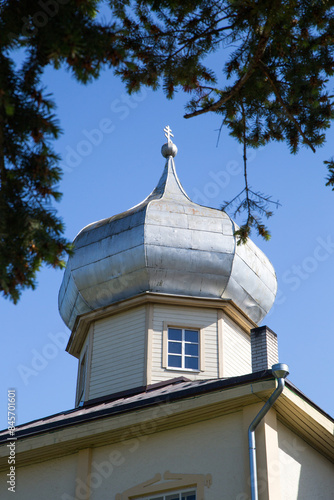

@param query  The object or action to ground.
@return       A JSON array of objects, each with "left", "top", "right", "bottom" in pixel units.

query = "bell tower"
[{"left": 58, "top": 128, "right": 277, "bottom": 407}]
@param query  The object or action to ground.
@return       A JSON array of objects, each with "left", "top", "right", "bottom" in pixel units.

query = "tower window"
[{"left": 167, "top": 328, "right": 199, "bottom": 371}]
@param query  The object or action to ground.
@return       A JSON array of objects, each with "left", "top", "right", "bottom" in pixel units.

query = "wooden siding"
[
  {"left": 89, "top": 306, "right": 146, "bottom": 399},
  {"left": 151, "top": 304, "right": 218, "bottom": 383},
  {"left": 222, "top": 314, "right": 251, "bottom": 377},
  {"left": 76, "top": 327, "right": 92, "bottom": 405}
]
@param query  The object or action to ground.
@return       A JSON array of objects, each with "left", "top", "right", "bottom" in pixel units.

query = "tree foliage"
[
  {"left": 0, "top": 0, "right": 122, "bottom": 302},
  {"left": 111, "top": 0, "right": 334, "bottom": 240},
  {"left": 1, "top": 0, "right": 334, "bottom": 301}
]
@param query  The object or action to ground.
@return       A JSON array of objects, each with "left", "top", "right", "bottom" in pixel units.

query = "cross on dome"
[
  {"left": 161, "top": 125, "right": 178, "bottom": 158},
  {"left": 164, "top": 125, "right": 174, "bottom": 144}
]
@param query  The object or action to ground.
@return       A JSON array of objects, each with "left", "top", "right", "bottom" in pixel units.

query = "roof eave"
[{"left": 0, "top": 372, "right": 333, "bottom": 471}]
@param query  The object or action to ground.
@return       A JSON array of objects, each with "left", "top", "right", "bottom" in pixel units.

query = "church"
[{"left": 0, "top": 127, "right": 333, "bottom": 499}]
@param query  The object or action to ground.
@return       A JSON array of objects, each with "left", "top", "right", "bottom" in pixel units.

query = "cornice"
[{"left": 66, "top": 292, "right": 258, "bottom": 358}]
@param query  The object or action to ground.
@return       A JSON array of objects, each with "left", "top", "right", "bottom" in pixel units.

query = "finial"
[
  {"left": 164, "top": 125, "right": 174, "bottom": 144},
  {"left": 161, "top": 125, "right": 178, "bottom": 158}
]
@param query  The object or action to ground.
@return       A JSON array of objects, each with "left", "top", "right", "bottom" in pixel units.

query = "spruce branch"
[
  {"left": 183, "top": 18, "right": 273, "bottom": 119},
  {"left": 2, "top": 0, "right": 334, "bottom": 300},
  {"left": 222, "top": 102, "right": 280, "bottom": 244},
  {"left": 325, "top": 157, "right": 334, "bottom": 190},
  {"left": 258, "top": 60, "right": 316, "bottom": 153}
]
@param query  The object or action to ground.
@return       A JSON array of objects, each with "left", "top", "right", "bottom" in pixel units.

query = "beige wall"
[
  {"left": 222, "top": 314, "right": 251, "bottom": 377},
  {"left": 0, "top": 454, "right": 77, "bottom": 500},
  {"left": 89, "top": 305, "right": 146, "bottom": 400},
  {"left": 277, "top": 421, "right": 334, "bottom": 500},
  {"left": 0, "top": 413, "right": 249, "bottom": 500},
  {"left": 89, "top": 412, "right": 248, "bottom": 500},
  {"left": 2, "top": 404, "right": 333, "bottom": 499}
]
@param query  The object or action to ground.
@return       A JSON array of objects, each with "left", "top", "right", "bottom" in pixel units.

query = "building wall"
[
  {"left": 88, "top": 305, "right": 147, "bottom": 399},
  {"left": 0, "top": 412, "right": 248, "bottom": 500},
  {"left": 151, "top": 304, "right": 219, "bottom": 383},
  {"left": 277, "top": 421, "right": 334, "bottom": 499},
  {"left": 89, "top": 411, "right": 247, "bottom": 500},
  {"left": 2, "top": 405, "right": 333, "bottom": 499},
  {"left": 222, "top": 314, "right": 252, "bottom": 377},
  {"left": 0, "top": 454, "right": 77, "bottom": 500}
]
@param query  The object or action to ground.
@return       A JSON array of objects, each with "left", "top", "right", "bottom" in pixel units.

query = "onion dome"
[{"left": 58, "top": 126, "right": 277, "bottom": 330}]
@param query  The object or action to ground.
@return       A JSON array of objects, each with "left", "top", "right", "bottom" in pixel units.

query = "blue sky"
[{"left": 1, "top": 56, "right": 334, "bottom": 430}]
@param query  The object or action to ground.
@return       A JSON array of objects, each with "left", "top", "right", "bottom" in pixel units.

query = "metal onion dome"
[{"left": 59, "top": 126, "right": 277, "bottom": 330}]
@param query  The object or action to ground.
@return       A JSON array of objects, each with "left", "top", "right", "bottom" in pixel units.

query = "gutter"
[{"left": 248, "top": 363, "right": 289, "bottom": 500}]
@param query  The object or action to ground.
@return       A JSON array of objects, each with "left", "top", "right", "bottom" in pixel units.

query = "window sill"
[{"left": 165, "top": 367, "right": 201, "bottom": 373}]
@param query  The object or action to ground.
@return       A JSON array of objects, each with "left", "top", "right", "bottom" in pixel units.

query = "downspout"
[{"left": 248, "top": 363, "right": 289, "bottom": 500}]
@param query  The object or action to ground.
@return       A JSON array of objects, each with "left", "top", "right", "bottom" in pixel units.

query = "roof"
[
  {"left": 0, "top": 371, "right": 333, "bottom": 449},
  {"left": 0, "top": 372, "right": 333, "bottom": 471},
  {"left": 0, "top": 372, "right": 274, "bottom": 441}
]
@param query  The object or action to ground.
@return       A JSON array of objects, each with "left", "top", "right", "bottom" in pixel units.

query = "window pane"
[
  {"left": 185, "top": 343, "right": 198, "bottom": 356},
  {"left": 168, "top": 355, "right": 182, "bottom": 368},
  {"left": 168, "top": 341, "right": 182, "bottom": 354},
  {"left": 185, "top": 330, "right": 198, "bottom": 343},
  {"left": 166, "top": 494, "right": 180, "bottom": 500},
  {"left": 149, "top": 497, "right": 164, "bottom": 500},
  {"left": 185, "top": 356, "right": 199, "bottom": 370},
  {"left": 182, "top": 492, "right": 196, "bottom": 500},
  {"left": 168, "top": 328, "right": 182, "bottom": 341}
]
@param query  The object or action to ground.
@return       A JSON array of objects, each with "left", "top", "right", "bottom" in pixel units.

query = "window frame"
[
  {"left": 140, "top": 489, "right": 196, "bottom": 500},
  {"left": 115, "top": 470, "right": 212, "bottom": 500},
  {"left": 162, "top": 322, "right": 205, "bottom": 372}
]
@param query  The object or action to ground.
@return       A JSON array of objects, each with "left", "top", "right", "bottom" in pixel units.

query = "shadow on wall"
[{"left": 277, "top": 423, "right": 334, "bottom": 499}]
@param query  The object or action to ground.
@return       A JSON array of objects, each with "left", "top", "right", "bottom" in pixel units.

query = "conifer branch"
[
  {"left": 258, "top": 60, "right": 316, "bottom": 153},
  {"left": 184, "top": 22, "right": 273, "bottom": 119},
  {"left": 222, "top": 102, "right": 280, "bottom": 243},
  {"left": 1, "top": 0, "right": 334, "bottom": 299}
]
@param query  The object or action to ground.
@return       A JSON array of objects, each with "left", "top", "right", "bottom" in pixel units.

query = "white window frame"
[
  {"left": 140, "top": 489, "right": 196, "bottom": 500},
  {"left": 162, "top": 322, "right": 205, "bottom": 372},
  {"left": 115, "top": 471, "right": 211, "bottom": 500},
  {"left": 167, "top": 328, "right": 199, "bottom": 371}
]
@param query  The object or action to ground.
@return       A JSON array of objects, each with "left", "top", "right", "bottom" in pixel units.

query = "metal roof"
[
  {"left": 0, "top": 372, "right": 332, "bottom": 444},
  {"left": 0, "top": 372, "right": 272, "bottom": 441}
]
